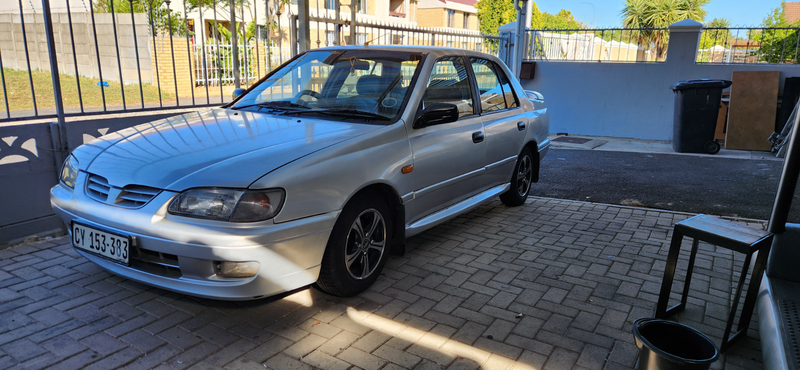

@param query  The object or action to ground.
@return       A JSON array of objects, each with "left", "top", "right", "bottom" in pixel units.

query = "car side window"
[
  {"left": 495, "top": 63, "right": 519, "bottom": 109},
  {"left": 421, "top": 57, "right": 475, "bottom": 118},
  {"left": 470, "top": 58, "right": 519, "bottom": 112}
]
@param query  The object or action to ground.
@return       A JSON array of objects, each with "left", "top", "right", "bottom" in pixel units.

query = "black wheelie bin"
[{"left": 671, "top": 79, "right": 732, "bottom": 154}]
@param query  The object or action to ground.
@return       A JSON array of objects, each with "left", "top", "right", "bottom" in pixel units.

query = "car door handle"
[
  {"left": 517, "top": 121, "right": 526, "bottom": 131},
  {"left": 472, "top": 131, "right": 484, "bottom": 143}
]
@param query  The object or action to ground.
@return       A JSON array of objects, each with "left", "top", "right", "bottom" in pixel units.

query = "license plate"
[{"left": 71, "top": 222, "right": 131, "bottom": 265}]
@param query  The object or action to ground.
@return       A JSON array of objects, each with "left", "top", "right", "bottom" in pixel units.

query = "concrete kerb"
[{"left": 548, "top": 133, "right": 782, "bottom": 161}]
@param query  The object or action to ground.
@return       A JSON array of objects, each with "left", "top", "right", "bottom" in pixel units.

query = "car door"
[
  {"left": 406, "top": 56, "right": 486, "bottom": 221},
  {"left": 469, "top": 57, "right": 528, "bottom": 187}
]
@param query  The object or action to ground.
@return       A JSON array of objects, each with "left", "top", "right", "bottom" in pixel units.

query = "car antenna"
[{"left": 363, "top": 34, "right": 383, "bottom": 47}]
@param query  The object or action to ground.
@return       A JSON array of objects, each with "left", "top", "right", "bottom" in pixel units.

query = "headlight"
[
  {"left": 60, "top": 155, "right": 79, "bottom": 189},
  {"left": 168, "top": 188, "right": 285, "bottom": 222}
]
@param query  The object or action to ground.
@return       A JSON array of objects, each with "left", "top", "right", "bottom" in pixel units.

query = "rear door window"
[{"left": 470, "top": 58, "right": 519, "bottom": 113}]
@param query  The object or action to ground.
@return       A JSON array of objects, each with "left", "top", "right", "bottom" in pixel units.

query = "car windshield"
[{"left": 232, "top": 50, "right": 423, "bottom": 123}]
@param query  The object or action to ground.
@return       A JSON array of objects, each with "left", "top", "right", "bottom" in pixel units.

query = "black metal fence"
[
  {"left": 305, "top": 9, "right": 508, "bottom": 56},
  {"left": 523, "top": 28, "right": 670, "bottom": 63},
  {"left": 0, "top": 0, "right": 510, "bottom": 124},
  {"left": 697, "top": 27, "right": 800, "bottom": 65}
]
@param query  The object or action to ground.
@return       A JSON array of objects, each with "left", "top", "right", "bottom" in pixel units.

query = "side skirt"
[{"left": 404, "top": 183, "right": 510, "bottom": 238}]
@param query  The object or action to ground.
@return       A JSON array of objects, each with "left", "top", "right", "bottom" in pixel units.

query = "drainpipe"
[{"left": 513, "top": 0, "right": 530, "bottom": 77}]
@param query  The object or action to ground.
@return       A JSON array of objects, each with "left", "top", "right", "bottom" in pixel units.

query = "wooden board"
[
  {"left": 715, "top": 102, "right": 728, "bottom": 141},
  {"left": 726, "top": 71, "right": 779, "bottom": 151}
]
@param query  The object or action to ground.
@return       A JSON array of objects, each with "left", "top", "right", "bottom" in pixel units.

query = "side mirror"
[
  {"left": 231, "top": 88, "right": 247, "bottom": 100},
  {"left": 524, "top": 90, "right": 544, "bottom": 101},
  {"left": 414, "top": 103, "right": 459, "bottom": 129}
]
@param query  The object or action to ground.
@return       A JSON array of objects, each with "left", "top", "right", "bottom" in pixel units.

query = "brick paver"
[{"left": 0, "top": 197, "right": 763, "bottom": 369}]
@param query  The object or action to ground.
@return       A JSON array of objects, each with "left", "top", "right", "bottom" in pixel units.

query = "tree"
[
  {"left": 533, "top": 8, "right": 583, "bottom": 29},
  {"left": 757, "top": 2, "right": 800, "bottom": 64},
  {"left": 699, "top": 18, "right": 733, "bottom": 49},
  {"left": 216, "top": 20, "right": 257, "bottom": 43},
  {"left": 620, "top": 0, "right": 710, "bottom": 59},
  {"left": 94, "top": 0, "right": 190, "bottom": 36},
  {"left": 475, "top": 0, "right": 584, "bottom": 35},
  {"left": 475, "top": 0, "right": 517, "bottom": 35}
]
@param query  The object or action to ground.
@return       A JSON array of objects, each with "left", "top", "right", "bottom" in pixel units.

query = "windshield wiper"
[
  {"left": 287, "top": 109, "right": 390, "bottom": 121},
  {"left": 233, "top": 101, "right": 310, "bottom": 111}
]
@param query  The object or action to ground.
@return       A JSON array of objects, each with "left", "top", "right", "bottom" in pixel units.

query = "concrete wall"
[
  {"left": 0, "top": 12, "right": 153, "bottom": 84},
  {"left": 521, "top": 20, "right": 800, "bottom": 141}
]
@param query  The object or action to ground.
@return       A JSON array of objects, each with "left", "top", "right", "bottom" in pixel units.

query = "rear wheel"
[
  {"left": 500, "top": 147, "right": 534, "bottom": 207},
  {"left": 316, "top": 193, "right": 392, "bottom": 297}
]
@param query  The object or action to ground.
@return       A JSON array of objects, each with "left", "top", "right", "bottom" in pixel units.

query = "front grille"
[
  {"left": 116, "top": 185, "right": 161, "bottom": 208},
  {"left": 84, "top": 173, "right": 161, "bottom": 208},
  {"left": 129, "top": 247, "right": 182, "bottom": 279},
  {"left": 86, "top": 175, "right": 111, "bottom": 202}
]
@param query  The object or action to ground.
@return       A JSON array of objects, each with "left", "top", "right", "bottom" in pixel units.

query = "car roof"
[{"left": 312, "top": 45, "right": 502, "bottom": 62}]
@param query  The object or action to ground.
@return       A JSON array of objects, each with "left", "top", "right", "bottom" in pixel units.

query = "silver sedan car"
[{"left": 50, "top": 46, "right": 549, "bottom": 300}]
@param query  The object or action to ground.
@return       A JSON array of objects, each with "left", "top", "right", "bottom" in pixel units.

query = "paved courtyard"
[{"left": 0, "top": 197, "right": 765, "bottom": 370}]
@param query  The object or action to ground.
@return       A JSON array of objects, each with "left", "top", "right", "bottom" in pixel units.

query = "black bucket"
[{"left": 632, "top": 318, "right": 719, "bottom": 370}]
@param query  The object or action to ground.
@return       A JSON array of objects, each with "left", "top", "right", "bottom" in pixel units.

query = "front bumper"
[{"left": 50, "top": 173, "right": 337, "bottom": 300}]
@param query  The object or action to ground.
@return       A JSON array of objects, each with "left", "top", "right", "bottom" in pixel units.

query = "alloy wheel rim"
[
  {"left": 345, "top": 209, "right": 386, "bottom": 280},
  {"left": 517, "top": 155, "right": 532, "bottom": 197}
]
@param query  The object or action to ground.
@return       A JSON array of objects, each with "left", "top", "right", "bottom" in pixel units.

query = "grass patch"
[{"left": 0, "top": 68, "right": 172, "bottom": 112}]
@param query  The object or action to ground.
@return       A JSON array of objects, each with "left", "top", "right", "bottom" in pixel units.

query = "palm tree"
[
  {"left": 621, "top": 0, "right": 710, "bottom": 60},
  {"left": 678, "top": 0, "right": 710, "bottom": 23},
  {"left": 702, "top": 18, "right": 733, "bottom": 48}
]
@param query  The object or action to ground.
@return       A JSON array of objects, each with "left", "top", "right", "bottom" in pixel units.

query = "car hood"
[{"left": 80, "top": 108, "right": 382, "bottom": 191}]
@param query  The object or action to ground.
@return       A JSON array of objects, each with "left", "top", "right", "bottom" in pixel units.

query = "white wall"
[
  {"left": 0, "top": 12, "right": 153, "bottom": 84},
  {"left": 521, "top": 20, "right": 800, "bottom": 141}
]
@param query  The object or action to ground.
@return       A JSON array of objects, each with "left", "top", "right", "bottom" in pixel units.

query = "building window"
[
  {"left": 326, "top": 31, "right": 336, "bottom": 45},
  {"left": 463, "top": 14, "right": 469, "bottom": 29},
  {"left": 447, "top": 41, "right": 453, "bottom": 48},
  {"left": 392, "top": 34, "right": 404, "bottom": 45},
  {"left": 325, "top": 0, "right": 336, "bottom": 9},
  {"left": 462, "top": 41, "right": 467, "bottom": 49},
  {"left": 447, "top": 10, "right": 455, "bottom": 28},
  {"left": 355, "top": 0, "right": 366, "bottom": 14}
]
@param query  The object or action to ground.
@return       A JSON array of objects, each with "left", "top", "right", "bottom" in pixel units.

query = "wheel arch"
[
  {"left": 523, "top": 140, "right": 541, "bottom": 183},
  {"left": 345, "top": 183, "right": 406, "bottom": 256}
]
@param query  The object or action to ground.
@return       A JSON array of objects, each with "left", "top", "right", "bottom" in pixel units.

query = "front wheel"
[
  {"left": 500, "top": 147, "right": 534, "bottom": 207},
  {"left": 316, "top": 193, "right": 392, "bottom": 297}
]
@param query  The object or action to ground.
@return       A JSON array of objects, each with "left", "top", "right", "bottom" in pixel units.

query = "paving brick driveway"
[{"left": 0, "top": 197, "right": 764, "bottom": 370}]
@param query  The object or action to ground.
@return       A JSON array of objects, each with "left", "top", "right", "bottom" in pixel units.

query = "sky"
[{"left": 534, "top": 0, "right": 784, "bottom": 28}]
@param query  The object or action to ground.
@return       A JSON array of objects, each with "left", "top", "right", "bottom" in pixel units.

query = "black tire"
[
  {"left": 316, "top": 192, "right": 392, "bottom": 297},
  {"left": 704, "top": 140, "right": 721, "bottom": 154},
  {"left": 500, "top": 147, "right": 534, "bottom": 207}
]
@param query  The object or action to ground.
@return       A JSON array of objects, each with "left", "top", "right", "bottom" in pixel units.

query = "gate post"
[
  {"left": 41, "top": 0, "right": 67, "bottom": 165},
  {"left": 298, "top": 0, "right": 310, "bottom": 52},
  {"left": 229, "top": 0, "right": 240, "bottom": 88}
]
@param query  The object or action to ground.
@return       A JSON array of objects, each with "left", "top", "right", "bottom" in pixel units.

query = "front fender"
[{"left": 251, "top": 121, "right": 413, "bottom": 224}]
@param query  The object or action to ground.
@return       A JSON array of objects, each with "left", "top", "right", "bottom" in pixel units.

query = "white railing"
[{"left": 193, "top": 43, "right": 294, "bottom": 87}]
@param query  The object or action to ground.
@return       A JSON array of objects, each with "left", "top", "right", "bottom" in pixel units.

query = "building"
[
  {"left": 416, "top": 0, "right": 479, "bottom": 31},
  {"left": 786, "top": 1, "right": 800, "bottom": 24}
]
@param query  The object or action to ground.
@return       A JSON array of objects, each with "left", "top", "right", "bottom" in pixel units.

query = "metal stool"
[{"left": 655, "top": 214, "right": 773, "bottom": 352}]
